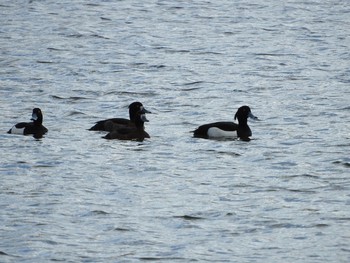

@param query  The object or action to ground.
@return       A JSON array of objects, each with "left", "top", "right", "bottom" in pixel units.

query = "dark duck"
[
  {"left": 7, "top": 108, "right": 48, "bottom": 138},
  {"left": 89, "top": 101, "right": 151, "bottom": 132},
  {"left": 193, "top": 105, "right": 258, "bottom": 141},
  {"left": 103, "top": 110, "right": 150, "bottom": 141}
]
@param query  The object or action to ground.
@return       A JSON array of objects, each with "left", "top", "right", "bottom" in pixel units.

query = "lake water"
[{"left": 1, "top": 0, "right": 349, "bottom": 262}]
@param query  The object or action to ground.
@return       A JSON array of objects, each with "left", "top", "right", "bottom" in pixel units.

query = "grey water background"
[{"left": 1, "top": 0, "right": 349, "bottom": 262}]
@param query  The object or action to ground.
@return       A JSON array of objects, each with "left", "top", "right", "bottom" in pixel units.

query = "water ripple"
[{"left": 1, "top": 0, "right": 349, "bottom": 262}]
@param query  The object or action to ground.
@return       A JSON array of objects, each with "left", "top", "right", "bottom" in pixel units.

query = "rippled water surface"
[{"left": 1, "top": 0, "right": 350, "bottom": 262}]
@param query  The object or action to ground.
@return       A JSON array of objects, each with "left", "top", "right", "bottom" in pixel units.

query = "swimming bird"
[
  {"left": 193, "top": 105, "right": 257, "bottom": 141},
  {"left": 103, "top": 111, "right": 150, "bottom": 141},
  {"left": 7, "top": 108, "right": 48, "bottom": 138},
  {"left": 89, "top": 101, "right": 151, "bottom": 132}
]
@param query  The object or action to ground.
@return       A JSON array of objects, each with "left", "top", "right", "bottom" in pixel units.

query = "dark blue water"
[{"left": 1, "top": 0, "right": 349, "bottom": 262}]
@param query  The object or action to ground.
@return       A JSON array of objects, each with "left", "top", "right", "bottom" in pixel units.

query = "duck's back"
[{"left": 89, "top": 118, "right": 133, "bottom": 131}]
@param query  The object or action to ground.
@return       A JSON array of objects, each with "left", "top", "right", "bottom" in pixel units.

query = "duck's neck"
[
  {"left": 237, "top": 117, "right": 248, "bottom": 126},
  {"left": 237, "top": 117, "right": 251, "bottom": 139},
  {"left": 33, "top": 117, "right": 43, "bottom": 126},
  {"left": 129, "top": 110, "right": 137, "bottom": 122}
]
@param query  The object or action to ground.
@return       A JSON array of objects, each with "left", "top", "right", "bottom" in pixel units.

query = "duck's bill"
[
  {"left": 140, "top": 106, "right": 151, "bottom": 114},
  {"left": 31, "top": 113, "right": 38, "bottom": 121},
  {"left": 248, "top": 112, "right": 258, "bottom": 120}
]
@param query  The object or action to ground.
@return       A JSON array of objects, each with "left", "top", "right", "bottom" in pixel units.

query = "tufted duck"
[
  {"left": 103, "top": 111, "right": 150, "bottom": 141},
  {"left": 89, "top": 101, "right": 151, "bottom": 131},
  {"left": 7, "top": 108, "right": 48, "bottom": 138},
  {"left": 193, "top": 105, "right": 257, "bottom": 141}
]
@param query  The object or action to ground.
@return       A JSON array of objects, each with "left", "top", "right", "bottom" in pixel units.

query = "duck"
[
  {"left": 103, "top": 110, "right": 150, "bottom": 141},
  {"left": 193, "top": 105, "right": 258, "bottom": 141},
  {"left": 89, "top": 101, "right": 151, "bottom": 132},
  {"left": 7, "top": 108, "right": 48, "bottom": 138}
]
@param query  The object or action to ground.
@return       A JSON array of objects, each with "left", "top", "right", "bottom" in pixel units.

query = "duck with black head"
[
  {"left": 103, "top": 110, "right": 150, "bottom": 141},
  {"left": 193, "top": 105, "right": 258, "bottom": 141},
  {"left": 89, "top": 101, "right": 151, "bottom": 132},
  {"left": 7, "top": 108, "right": 48, "bottom": 138}
]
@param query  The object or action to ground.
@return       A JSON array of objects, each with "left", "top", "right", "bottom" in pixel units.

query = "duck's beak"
[
  {"left": 248, "top": 112, "right": 258, "bottom": 120},
  {"left": 140, "top": 114, "right": 149, "bottom": 122},
  {"left": 31, "top": 113, "right": 38, "bottom": 121},
  {"left": 140, "top": 106, "right": 151, "bottom": 114}
]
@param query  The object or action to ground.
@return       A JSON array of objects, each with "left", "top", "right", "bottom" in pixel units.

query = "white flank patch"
[
  {"left": 9, "top": 125, "right": 25, "bottom": 135},
  {"left": 207, "top": 127, "right": 237, "bottom": 138}
]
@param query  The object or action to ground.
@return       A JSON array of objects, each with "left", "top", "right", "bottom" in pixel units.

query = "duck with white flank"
[
  {"left": 8, "top": 108, "right": 48, "bottom": 138},
  {"left": 193, "top": 105, "right": 258, "bottom": 141}
]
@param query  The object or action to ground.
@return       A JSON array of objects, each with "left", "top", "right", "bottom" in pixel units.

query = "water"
[{"left": 1, "top": 0, "right": 349, "bottom": 262}]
